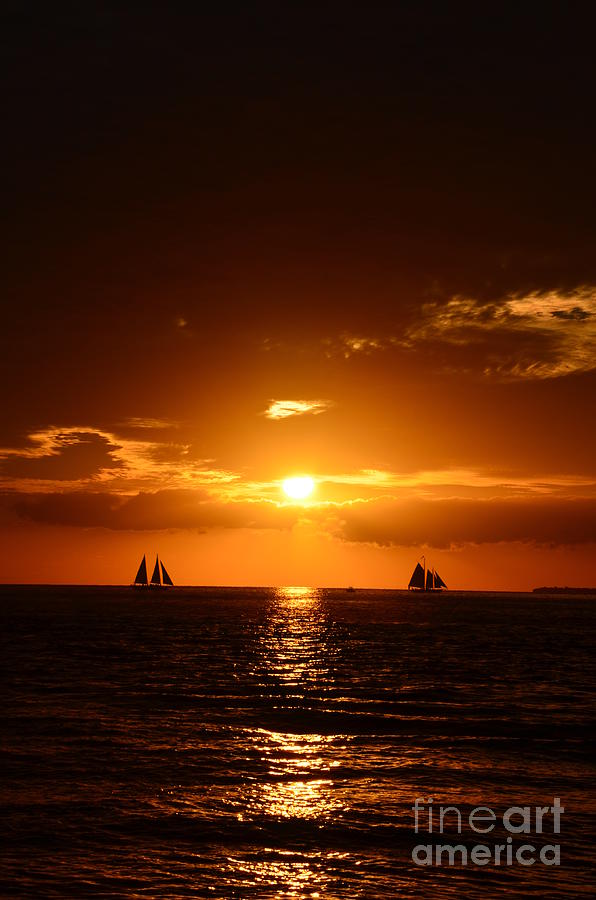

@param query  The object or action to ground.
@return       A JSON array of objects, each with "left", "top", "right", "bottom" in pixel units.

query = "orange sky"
[
  {"left": 2, "top": 372, "right": 595, "bottom": 589},
  {"left": 2, "top": 8, "right": 596, "bottom": 589}
]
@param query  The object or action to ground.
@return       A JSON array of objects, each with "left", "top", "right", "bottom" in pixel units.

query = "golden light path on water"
[{"left": 226, "top": 586, "right": 345, "bottom": 896}]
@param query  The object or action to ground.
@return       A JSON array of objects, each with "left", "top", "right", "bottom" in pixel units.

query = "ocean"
[{"left": 1, "top": 586, "right": 594, "bottom": 898}]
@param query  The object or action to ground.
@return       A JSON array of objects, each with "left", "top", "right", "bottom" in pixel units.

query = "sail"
[
  {"left": 434, "top": 570, "right": 447, "bottom": 589},
  {"left": 408, "top": 562, "right": 425, "bottom": 589},
  {"left": 150, "top": 555, "right": 161, "bottom": 585},
  {"left": 160, "top": 561, "right": 173, "bottom": 586},
  {"left": 425, "top": 569, "right": 434, "bottom": 590},
  {"left": 134, "top": 555, "right": 148, "bottom": 585}
]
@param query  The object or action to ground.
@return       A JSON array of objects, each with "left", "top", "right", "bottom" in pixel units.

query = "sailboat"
[
  {"left": 133, "top": 554, "right": 174, "bottom": 589},
  {"left": 408, "top": 556, "right": 447, "bottom": 592}
]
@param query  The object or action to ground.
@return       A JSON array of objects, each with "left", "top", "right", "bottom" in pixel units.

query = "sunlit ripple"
[
  {"left": 275, "top": 585, "right": 317, "bottom": 600},
  {"left": 252, "top": 586, "right": 332, "bottom": 686},
  {"left": 221, "top": 851, "right": 342, "bottom": 897},
  {"left": 239, "top": 729, "right": 344, "bottom": 821},
  {"left": 228, "top": 587, "right": 342, "bottom": 893}
]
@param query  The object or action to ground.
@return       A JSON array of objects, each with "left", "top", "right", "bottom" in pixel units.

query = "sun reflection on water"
[
  {"left": 158, "top": 588, "right": 354, "bottom": 895},
  {"left": 254, "top": 586, "right": 331, "bottom": 686},
  {"left": 276, "top": 585, "right": 314, "bottom": 598},
  {"left": 228, "top": 587, "right": 344, "bottom": 893},
  {"left": 222, "top": 850, "right": 346, "bottom": 897},
  {"left": 242, "top": 729, "right": 343, "bottom": 821}
]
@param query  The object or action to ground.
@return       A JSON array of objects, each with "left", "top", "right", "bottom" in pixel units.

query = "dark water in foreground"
[{"left": 1, "top": 586, "right": 595, "bottom": 898}]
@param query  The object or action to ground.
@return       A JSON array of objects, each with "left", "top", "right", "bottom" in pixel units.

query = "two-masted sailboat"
[
  {"left": 408, "top": 556, "right": 447, "bottom": 592},
  {"left": 133, "top": 554, "right": 174, "bottom": 589}
]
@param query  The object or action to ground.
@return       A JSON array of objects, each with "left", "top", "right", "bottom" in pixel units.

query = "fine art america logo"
[{"left": 411, "top": 797, "right": 564, "bottom": 866}]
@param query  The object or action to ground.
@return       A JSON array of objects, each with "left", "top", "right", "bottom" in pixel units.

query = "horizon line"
[{"left": 1, "top": 582, "right": 595, "bottom": 594}]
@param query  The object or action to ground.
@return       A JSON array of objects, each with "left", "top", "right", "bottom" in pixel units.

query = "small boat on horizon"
[
  {"left": 133, "top": 554, "right": 174, "bottom": 589},
  {"left": 408, "top": 556, "right": 447, "bottom": 592}
]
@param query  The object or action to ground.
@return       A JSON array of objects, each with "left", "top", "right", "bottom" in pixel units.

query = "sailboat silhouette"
[
  {"left": 133, "top": 554, "right": 174, "bottom": 589},
  {"left": 408, "top": 556, "right": 447, "bottom": 592}
]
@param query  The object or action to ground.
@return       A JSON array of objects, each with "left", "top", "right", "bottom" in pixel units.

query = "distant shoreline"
[{"left": 533, "top": 586, "right": 596, "bottom": 594}]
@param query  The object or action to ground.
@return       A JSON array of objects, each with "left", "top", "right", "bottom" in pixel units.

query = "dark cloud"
[
  {"left": 336, "top": 498, "right": 596, "bottom": 548},
  {"left": 8, "top": 489, "right": 300, "bottom": 532},
  {"left": 393, "top": 291, "right": 596, "bottom": 379},
  {"left": 6, "top": 489, "right": 596, "bottom": 548},
  {"left": 551, "top": 307, "right": 591, "bottom": 322},
  {"left": 1, "top": 433, "right": 121, "bottom": 481}
]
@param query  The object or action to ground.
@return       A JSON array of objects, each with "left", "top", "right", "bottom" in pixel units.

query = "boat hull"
[
  {"left": 131, "top": 584, "right": 171, "bottom": 590},
  {"left": 408, "top": 587, "right": 447, "bottom": 592}
]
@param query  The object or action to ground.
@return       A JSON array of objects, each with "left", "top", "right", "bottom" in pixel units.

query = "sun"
[{"left": 282, "top": 475, "right": 315, "bottom": 500}]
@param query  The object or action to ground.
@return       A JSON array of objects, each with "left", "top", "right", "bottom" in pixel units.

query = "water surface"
[{"left": 1, "top": 586, "right": 594, "bottom": 897}]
